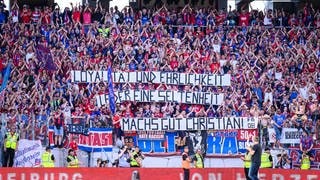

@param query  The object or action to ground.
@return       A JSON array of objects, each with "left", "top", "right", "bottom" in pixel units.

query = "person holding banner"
[
  {"left": 67, "top": 149, "right": 80, "bottom": 168},
  {"left": 41, "top": 146, "right": 55, "bottom": 167},
  {"left": 3, "top": 126, "right": 19, "bottom": 167}
]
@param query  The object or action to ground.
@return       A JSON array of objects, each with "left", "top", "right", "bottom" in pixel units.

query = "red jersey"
[
  {"left": 72, "top": 11, "right": 81, "bottom": 23},
  {"left": 170, "top": 60, "right": 178, "bottom": 70},
  {"left": 31, "top": 11, "right": 41, "bottom": 23},
  {"left": 42, "top": 13, "right": 51, "bottom": 24},
  {"left": 21, "top": 10, "right": 31, "bottom": 23},
  {"left": 113, "top": 114, "right": 121, "bottom": 128},
  {"left": 239, "top": 12, "right": 250, "bottom": 26},
  {"left": 210, "top": 62, "right": 220, "bottom": 72}
]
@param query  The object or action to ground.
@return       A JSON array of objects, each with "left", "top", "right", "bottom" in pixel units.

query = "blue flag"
[
  {"left": 108, "top": 66, "right": 116, "bottom": 114},
  {"left": 0, "top": 63, "right": 11, "bottom": 92}
]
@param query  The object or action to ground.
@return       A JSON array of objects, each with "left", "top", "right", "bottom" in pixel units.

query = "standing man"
[
  {"left": 193, "top": 148, "right": 204, "bottom": 168},
  {"left": 41, "top": 147, "right": 55, "bottom": 167},
  {"left": 182, "top": 146, "right": 191, "bottom": 180},
  {"left": 299, "top": 131, "right": 314, "bottom": 160},
  {"left": 272, "top": 109, "right": 285, "bottom": 148},
  {"left": 3, "top": 126, "right": 19, "bottom": 167},
  {"left": 246, "top": 136, "right": 262, "bottom": 180},
  {"left": 260, "top": 147, "right": 273, "bottom": 168},
  {"left": 240, "top": 150, "right": 251, "bottom": 180}
]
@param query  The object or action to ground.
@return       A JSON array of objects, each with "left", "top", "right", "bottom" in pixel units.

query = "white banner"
[
  {"left": 268, "top": 128, "right": 277, "bottom": 143},
  {"left": 14, "top": 139, "right": 43, "bottom": 167},
  {"left": 121, "top": 117, "right": 258, "bottom": 131},
  {"left": 71, "top": 71, "right": 231, "bottom": 86},
  {"left": 96, "top": 90, "right": 224, "bottom": 107},
  {"left": 268, "top": 128, "right": 303, "bottom": 144}
]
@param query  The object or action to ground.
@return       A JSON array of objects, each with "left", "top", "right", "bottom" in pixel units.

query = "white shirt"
[
  {"left": 275, "top": 72, "right": 282, "bottom": 80},
  {"left": 299, "top": 86, "right": 309, "bottom": 99},
  {"left": 25, "top": 52, "right": 34, "bottom": 63},
  {"left": 264, "top": 16, "right": 272, "bottom": 25},
  {"left": 264, "top": 91, "right": 273, "bottom": 104},
  {"left": 219, "top": 59, "right": 227, "bottom": 67},
  {"left": 212, "top": 44, "right": 221, "bottom": 53}
]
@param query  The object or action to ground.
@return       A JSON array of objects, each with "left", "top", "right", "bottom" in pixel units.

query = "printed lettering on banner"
[
  {"left": 121, "top": 117, "right": 258, "bottom": 131},
  {"left": 137, "top": 131, "right": 165, "bottom": 140},
  {"left": 268, "top": 128, "right": 303, "bottom": 144},
  {"left": 96, "top": 90, "right": 224, "bottom": 107},
  {"left": 14, "top": 139, "right": 43, "bottom": 167},
  {"left": 137, "top": 130, "right": 251, "bottom": 154},
  {"left": 71, "top": 71, "right": 231, "bottom": 86},
  {"left": 280, "top": 128, "right": 303, "bottom": 144},
  {"left": 77, "top": 128, "right": 113, "bottom": 152},
  {"left": 48, "top": 127, "right": 113, "bottom": 152},
  {"left": 236, "top": 129, "right": 258, "bottom": 141}
]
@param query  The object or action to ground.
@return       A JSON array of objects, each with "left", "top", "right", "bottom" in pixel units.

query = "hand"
[{"left": 306, "top": 149, "right": 310, "bottom": 153}]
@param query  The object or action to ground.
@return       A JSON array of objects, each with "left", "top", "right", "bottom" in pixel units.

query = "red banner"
[
  {"left": 48, "top": 128, "right": 113, "bottom": 152},
  {"left": 236, "top": 129, "right": 258, "bottom": 141},
  {"left": 0, "top": 168, "right": 318, "bottom": 180}
]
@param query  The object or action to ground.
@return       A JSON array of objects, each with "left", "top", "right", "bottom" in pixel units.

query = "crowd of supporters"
[{"left": 0, "top": 0, "right": 319, "bottom": 167}]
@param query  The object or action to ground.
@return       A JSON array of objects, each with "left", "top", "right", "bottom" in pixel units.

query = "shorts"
[{"left": 54, "top": 126, "right": 64, "bottom": 136}]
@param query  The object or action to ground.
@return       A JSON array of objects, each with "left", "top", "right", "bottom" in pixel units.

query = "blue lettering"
[
  {"left": 207, "top": 136, "right": 222, "bottom": 154},
  {"left": 166, "top": 132, "right": 176, "bottom": 153},
  {"left": 222, "top": 137, "right": 238, "bottom": 154},
  {"left": 207, "top": 135, "right": 238, "bottom": 154},
  {"left": 138, "top": 140, "right": 152, "bottom": 152},
  {"left": 153, "top": 140, "right": 165, "bottom": 152}
]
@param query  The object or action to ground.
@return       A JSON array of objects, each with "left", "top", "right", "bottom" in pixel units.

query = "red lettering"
[
  {"left": 91, "top": 133, "right": 100, "bottom": 146},
  {"left": 101, "top": 133, "right": 111, "bottom": 146},
  {"left": 79, "top": 134, "right": 89, "bottom": 145}
]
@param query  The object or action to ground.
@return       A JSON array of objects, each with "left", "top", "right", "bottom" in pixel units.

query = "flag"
[
  {"left": 0, "top": 63, "right": 11, "bottom": 92},
  {"left": 36, "top": 45, "right": 57, "bottom": 71},
  {"left": 108, "top": 66, "right": 116, "bottom": 114}
]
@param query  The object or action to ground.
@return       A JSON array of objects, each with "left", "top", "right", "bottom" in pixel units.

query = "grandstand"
[{"left": 0, "top": 0, "right": 319, "bottom": 179}]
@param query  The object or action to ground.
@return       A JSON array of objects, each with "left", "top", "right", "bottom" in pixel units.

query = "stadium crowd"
[{"left": 0, "top": 0, "right": 319, "bottom": 168}]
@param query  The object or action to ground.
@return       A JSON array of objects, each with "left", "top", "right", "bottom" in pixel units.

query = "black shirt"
[{"left": 251, "top": 144, "right": 262, "bottom": 165}]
